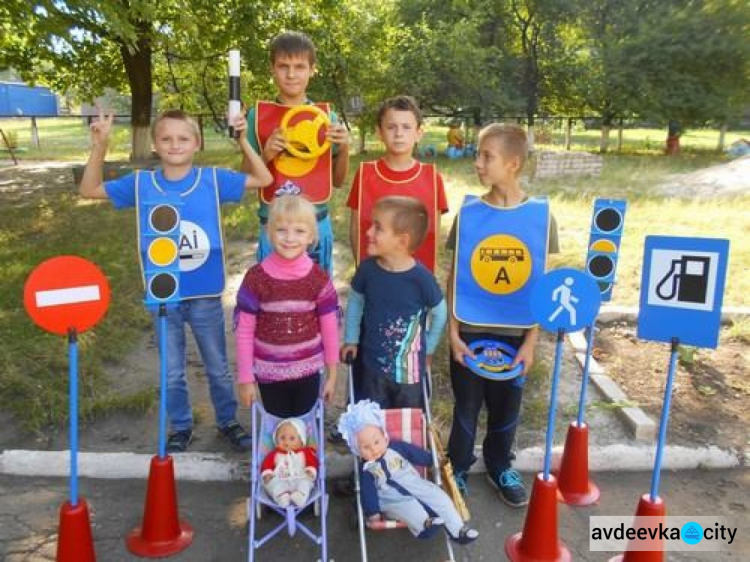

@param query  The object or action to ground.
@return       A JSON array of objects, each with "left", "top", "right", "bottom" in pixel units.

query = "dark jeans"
[
  {"left": 361, "top": 371, "right": 423, "bottom": 410},
  {"left": 258, "top": 372, "right": 321, "bottom": 418},
  {"left": 447, "top": 332, "right": 526, "bottom": 477}
]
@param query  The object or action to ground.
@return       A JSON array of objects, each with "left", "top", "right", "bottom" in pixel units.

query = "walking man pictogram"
[{"left": 549, "top": 277, "right": 579, "bottom": 326}]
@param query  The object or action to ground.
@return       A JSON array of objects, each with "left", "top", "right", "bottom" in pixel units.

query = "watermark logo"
[
  {"left": 681, "top": 522, "right": 703, "bottom": 545},
  {"left": 590, "top": 516, "right": 737, "bottom": 552}
]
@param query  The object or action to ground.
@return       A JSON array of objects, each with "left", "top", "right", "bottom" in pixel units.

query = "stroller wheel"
[
  {"left": 255, "top": 501, "right": 263, "bottom": 520},
  {"left": 313, "top": 498, "right": 320, "bottom": 517}
]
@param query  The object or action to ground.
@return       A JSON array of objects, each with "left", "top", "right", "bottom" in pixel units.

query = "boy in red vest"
[
  {"left": 346, "top": 95, "right": 448, "bottom": 273},
  {"left": 241, "top": 31, "right": 349, "bottom": 275}
]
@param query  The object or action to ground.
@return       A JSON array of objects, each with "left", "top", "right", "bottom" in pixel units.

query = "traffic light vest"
[
  {"left": 136, "top": 169, "right": 227, "bottom": 305},
  {"left": 453, "top": 195, "right": 550, "bottom": 328}
]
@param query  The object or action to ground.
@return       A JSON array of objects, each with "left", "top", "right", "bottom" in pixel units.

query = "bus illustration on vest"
[{"left": 480, "top": 247, "right": 526, "bottom": 263}]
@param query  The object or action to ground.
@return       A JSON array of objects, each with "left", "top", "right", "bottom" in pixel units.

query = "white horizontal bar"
[{"left": 35, "top": 285, "right": 101, "bottom": 307}]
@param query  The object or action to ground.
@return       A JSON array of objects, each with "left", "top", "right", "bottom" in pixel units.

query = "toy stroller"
[
  {"left": 247, "top": 399, "right": 329, "bottom": 562},
  {"left": 343, "top": 363, "right": 470, "bottom": 562}
]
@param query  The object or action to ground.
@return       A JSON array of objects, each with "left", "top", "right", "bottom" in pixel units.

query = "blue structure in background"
[{"left": 0, "top": 82, "right": 59, "bottom": 116}]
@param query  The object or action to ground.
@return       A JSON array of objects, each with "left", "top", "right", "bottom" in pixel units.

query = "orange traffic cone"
[
  {"left": 557, "top": 421, "right": 600, "bottom": 505},
  {"left": 505, "top": 473, "right": 571, "bottom": 561},
  {"left": 609, "top": 494, "right": 666, "bottom": 562},
  {"left": 57, "top": 498, "right": 96, "bottom": 562},
  {"left": 126, "top": 455, "right": 193, "bottom": 557}
]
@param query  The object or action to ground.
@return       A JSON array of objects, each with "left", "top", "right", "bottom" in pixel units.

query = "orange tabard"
[
  {"left": 357, "top": 161, "right": 439, "bottom": 272},
  {"left": 256, "top": 101, "right": 333, "bottom": 204}
]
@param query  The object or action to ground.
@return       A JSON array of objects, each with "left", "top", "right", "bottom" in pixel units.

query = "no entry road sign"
[{"left": 24, "top": 256, "right": 111, "bottom": 335}]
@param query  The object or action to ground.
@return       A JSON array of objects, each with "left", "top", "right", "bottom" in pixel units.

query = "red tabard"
[
  {"left": 357, "top": 161, "right": 439, "bottom": 272},
  {"left": 256, "top": 101, "right": 333, "bottom": 204}
]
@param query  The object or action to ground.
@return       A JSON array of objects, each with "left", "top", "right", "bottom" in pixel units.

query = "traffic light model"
[
  {"left": 142, "top": 196, "right": 182, "bottom": 308},
  {"left": 585, "top": 199, "right": 627, "bottom": 302}
]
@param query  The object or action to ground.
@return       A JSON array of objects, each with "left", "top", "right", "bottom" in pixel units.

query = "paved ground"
[{"left": 1, "top": 469, "right": 748, "bottom": 561}]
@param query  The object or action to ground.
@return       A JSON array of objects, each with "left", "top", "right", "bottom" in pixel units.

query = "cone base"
[
  {"left": 126, "top": 523, "right": 193, "bottom": 558},
  {"left": 504, "top": 474, "right": 571, "bottom": 562},
  {"left": 57, "top": 498, "right": 96, "bottom": 562},
  {"left": 557, "top": 480, "right": 600, "bottom": 506},
  {"left": 125, "top": 455, "right": 194, "bottom": 558},
  {"left": 608, "top": 494, "right": 666, "bottom": 562},
  {"left": 557, "top": 422, "right": 600, "bottom": 506},
  {"left": 506, "top": 531, "right": 571, "bottom": 562}
]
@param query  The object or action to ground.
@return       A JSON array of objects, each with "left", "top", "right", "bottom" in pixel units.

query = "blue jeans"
[
  {"left": 154, "top": 297, "right": 238, "bottom": 432},
  {"left": 257, "top": 214, "right": 334, "bottom": 275}
]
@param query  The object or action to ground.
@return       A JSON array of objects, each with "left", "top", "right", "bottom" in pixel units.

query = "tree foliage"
[{"left": 2, "top": 0, "right": 749, "bottom": 157}]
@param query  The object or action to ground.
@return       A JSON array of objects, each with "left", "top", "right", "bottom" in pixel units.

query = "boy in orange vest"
[
  {"left": 346, "top": 95, "right": 448, "bottom": 273},
  {"left": 241, "top": 31, "right": 349, "bottom": 275}
]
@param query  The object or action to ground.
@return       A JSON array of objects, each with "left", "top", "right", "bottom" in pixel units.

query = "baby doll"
[
  {"left": 261, "top": 418, "right": 318, "bottom": 508},
  {"left": 338, "top": 400, "right": 479, "bottom": 544}
]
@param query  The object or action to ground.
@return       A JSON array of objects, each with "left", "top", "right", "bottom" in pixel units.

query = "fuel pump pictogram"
[{"left": 655, "top": 255, "right": 710, "bottom": 304}]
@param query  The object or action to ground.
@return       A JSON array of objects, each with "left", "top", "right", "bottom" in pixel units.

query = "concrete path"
[{"left": 1, "top": 469, "right": 747, "bottom": 561}]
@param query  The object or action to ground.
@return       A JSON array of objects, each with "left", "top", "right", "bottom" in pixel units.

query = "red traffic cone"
[
  {"left": 505, "top": 473, "right": 571, "bottom": 561},
  {"left": 557, "top": 421, "right": 600, "bottom": 505},
  {"left": 609, "top": 493, "right": 666, "bottom": 562},
  {"left": 57, "top": 497, "right": 96, "bottom": 562},
  {"left": 126, "top": 455, "right": 193, "bottom": 557}
]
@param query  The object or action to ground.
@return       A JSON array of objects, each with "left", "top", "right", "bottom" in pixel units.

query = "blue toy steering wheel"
[{"left": 464, "top": 340, "right": 524, "bottom": 380}]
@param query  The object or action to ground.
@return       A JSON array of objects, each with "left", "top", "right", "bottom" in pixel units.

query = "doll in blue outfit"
[{"left": 338, "top": 400, "right": 478, "bottom": 544}]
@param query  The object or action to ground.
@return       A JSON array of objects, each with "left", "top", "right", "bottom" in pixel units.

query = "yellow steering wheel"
[{"left": 280, "top": 105, "right": 331, "bottom": 160}]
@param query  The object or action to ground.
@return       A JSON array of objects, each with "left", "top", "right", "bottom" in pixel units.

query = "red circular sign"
[{"left": 24, "top": 256, "right": 111, "bottom": 335}]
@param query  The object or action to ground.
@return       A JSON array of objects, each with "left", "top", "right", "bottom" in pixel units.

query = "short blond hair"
[
  {"left": 478, "top": 123, "right": 528, "bottom": 172},
  {"left": 374, "top": 196, "right": 428, "bottom": 252},
  {"left": 267, "top": 195, "right": 319, "bottom": 245},
  {"left": 151, "top": 109, "right": 201, "bottom": 142}
]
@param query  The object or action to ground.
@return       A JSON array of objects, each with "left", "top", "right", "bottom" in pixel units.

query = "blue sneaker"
[
  {"left": 453, "top": 470, "right": 469, "bottom": 496},
  {"left": 487, "top": 468, "right": 528, "bottom": 507}
]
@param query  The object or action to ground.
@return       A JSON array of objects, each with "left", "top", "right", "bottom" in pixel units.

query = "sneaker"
[
  {"left": 219, "top": 420, "right": 252, "bottom": 451},
  {"left": 453, "top": 470, "right": 469, "bottom": 496},
  {"left": 166, "top": 429, "right": 193, "bottom": 453},
  {"left": 487, "top": 468, "right": 528, "bottom": 507}
]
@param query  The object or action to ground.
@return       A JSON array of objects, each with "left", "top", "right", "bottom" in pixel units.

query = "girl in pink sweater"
[{"left": 235, "top": 195, "right": 339, "bottom": 417}]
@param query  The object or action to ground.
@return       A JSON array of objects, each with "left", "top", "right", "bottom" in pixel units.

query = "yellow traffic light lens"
[{"left": 148, "top": 238, "right": 178, "bottom": 266}]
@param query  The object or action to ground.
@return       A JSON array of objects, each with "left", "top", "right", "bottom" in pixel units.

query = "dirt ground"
[{"left": 595, "top": 321, "right": 749, "bottom": 452}]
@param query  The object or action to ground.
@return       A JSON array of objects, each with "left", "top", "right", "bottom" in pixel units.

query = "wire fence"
[{"left": 2, "top": 114, "right": 749, "bottom": 163}]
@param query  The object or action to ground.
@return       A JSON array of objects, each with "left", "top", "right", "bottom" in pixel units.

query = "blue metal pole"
[
  {"left": 68, "top": 328, "right": 78, "bottom": 506},
  {"left": 158, "top": 304, "right": 168, "bottom": 458},
  {"left": 543, "top": 329, "right": 566, "bottom": 481},
  {"left": 650, "top": 338, "right": 680, "bottom": 502},
  {"left": 576, "top": 323, "right": 595, "bottom": 427}
]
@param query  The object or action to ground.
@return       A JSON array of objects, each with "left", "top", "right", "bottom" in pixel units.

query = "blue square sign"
[{"left": 637, "top": 236, "right": 729, "bottom": 348}]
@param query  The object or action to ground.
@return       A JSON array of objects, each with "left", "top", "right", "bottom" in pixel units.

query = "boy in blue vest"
[
  {"left": 80, "top": 108, "right": 272, "bottom": 453},
  {"left": 446, "top": 124, "right": 559, "bottom": 506}
]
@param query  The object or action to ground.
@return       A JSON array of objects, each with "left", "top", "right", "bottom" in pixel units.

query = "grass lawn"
[{"left": 1, "top": 118, "right": 748, "bottom": 431}]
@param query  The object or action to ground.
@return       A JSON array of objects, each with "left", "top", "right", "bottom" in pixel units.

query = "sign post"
[
  {"left": 505, "top": 268, "right": 601, "bottom": 562},
  {"left": 559, "top": 198, "right": 627, "bottom": 506},
  {"left": 127, "top": 197, "right": 193, "bottom": 557},
  {"left": 24, "top": 255, "right": 111, "bottom": 562},
  {"left": 611, "top": 235, "right": 729, "bottom": 562}
]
